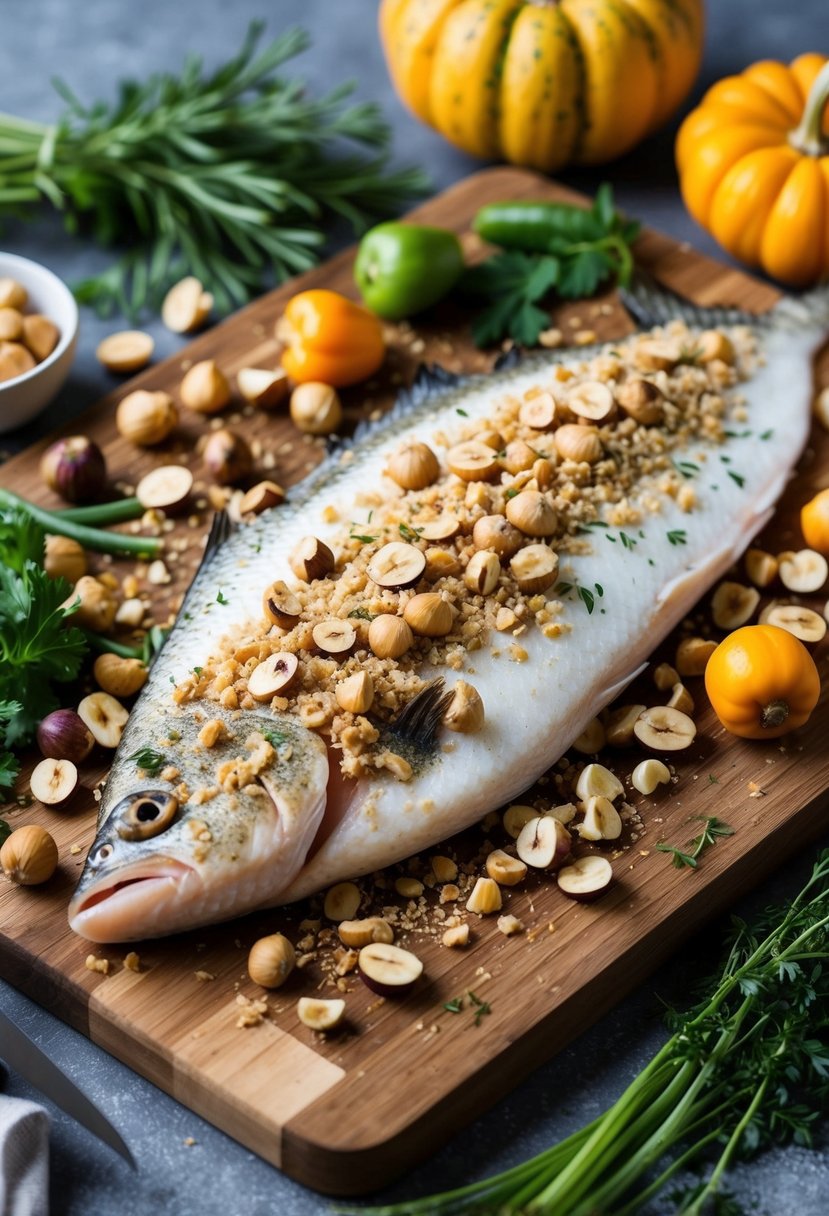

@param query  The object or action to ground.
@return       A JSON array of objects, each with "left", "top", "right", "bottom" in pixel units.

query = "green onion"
[
  {"left": 57, "top": 497, "right": 144, "bottom": 525},
  {"left": 0, "top": 488, "right": 161, "bottom": 557}
]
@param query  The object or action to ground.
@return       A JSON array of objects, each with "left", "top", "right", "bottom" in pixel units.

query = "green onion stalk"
[
  {"left": 349, "top": 852, "right": 829, "bottom": 1216},
  {"left": 0, "top": 487, "right": 161, "bottom": 557}
]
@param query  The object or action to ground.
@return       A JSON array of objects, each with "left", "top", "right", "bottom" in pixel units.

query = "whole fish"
[{"left": 69, "top": 282, "right": 829, "bottom": 942}]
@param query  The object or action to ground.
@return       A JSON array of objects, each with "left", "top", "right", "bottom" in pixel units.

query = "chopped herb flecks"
[
  {"left": 127, "top": 747, "right": 166, "bottom": 776},
  {"left": 667, "top": 530, "right": 687, "bottom": 546}
]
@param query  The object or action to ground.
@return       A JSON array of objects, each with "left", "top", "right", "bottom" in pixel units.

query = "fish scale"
[{"left": 69, "top": 283, "right": 829, "bottom": 941}]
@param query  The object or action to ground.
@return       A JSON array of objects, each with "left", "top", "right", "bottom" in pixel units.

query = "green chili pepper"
[
  {"left": 354, "top": 222, "right": 464, "bottom": 320},
  {"left": 473, "top": 200, "right": 607, "bottom": 253}
]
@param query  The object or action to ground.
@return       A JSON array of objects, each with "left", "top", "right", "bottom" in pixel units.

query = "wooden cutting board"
[{"left": 1, "top": 168, "right": 828, "bottom": 1196}]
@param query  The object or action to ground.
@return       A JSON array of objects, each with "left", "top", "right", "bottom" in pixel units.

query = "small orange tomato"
[
  {"left": 801, "top": 488, "right": 829, "bottom": 554},
  {"left": 705, "top": 624, "right": 820, "bottom": 739},
  {"left": 279, "top": 289, "right": 385, "bottom": 388}
]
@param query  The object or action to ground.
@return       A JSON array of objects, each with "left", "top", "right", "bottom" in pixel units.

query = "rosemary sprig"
[
  {"left": 0, "top": 24, "right": 428, "bottom": 316},
  {"left": 657, "top": 816, "right": 734, "bottom": 870}
]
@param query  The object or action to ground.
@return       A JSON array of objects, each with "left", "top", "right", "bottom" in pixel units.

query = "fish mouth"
[{"left": 69, "top": 860, "right": 195, "bottom": 943}]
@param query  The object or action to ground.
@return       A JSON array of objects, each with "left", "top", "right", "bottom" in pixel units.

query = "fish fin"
[
  {"left": 384, "top": 678, "right": 453, "bottom": 754},
  {"left": 175, "top": 510, "right": 235, "bottom": 619},
  {"left": 620, "top": 272, "right": 765, "bottom": 330}
]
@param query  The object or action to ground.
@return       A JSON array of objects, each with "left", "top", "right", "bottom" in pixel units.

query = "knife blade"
[{"left": 0, "top": 1008, "right": 135, "bottom": 1168}]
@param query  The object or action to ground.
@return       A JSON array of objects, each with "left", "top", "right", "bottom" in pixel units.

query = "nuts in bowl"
[{"left": 0, "top": 252, "right": 79, "bottom": 433}]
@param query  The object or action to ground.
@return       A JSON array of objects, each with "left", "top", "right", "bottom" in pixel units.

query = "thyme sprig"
[
  {"left": 656, "top": 816, "right": 735, "bottom": 870},
  {"left": 0, "top": 24, "right": 428, "bottom": 316}
]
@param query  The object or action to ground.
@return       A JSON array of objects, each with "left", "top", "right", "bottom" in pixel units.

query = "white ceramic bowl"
[{"left": 0, "top": 251, "right": 79, "bottom": 434}]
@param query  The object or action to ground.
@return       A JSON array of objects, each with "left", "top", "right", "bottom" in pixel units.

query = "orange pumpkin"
[
  {"left": 704, "top": 624, "right": 820, "bottom": 739},
  {"left": 380, "top": 0, "right": 705, "bottom": 172},
  {"left": 676, "top": 55, "right": 829, "bottom": 285},
  {"left": 801, "top": 488, "right": 829, "bottom": 554},
  {"left": 279, "top": 290, "right": 385, "bottom": 388}
]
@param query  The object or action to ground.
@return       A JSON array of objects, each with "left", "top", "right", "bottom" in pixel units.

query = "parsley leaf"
[
  {"left": 127, "top": 747, "right": 166, "bottom": 776},
  {"left": 0, "top": 563, "right": 86, "bottom": 747},
  {"left": 462, "top": 252, "right": 559, "bottom": 348},
  {"left": 0, "top": 701, "right": 22, "bottom": 791}
]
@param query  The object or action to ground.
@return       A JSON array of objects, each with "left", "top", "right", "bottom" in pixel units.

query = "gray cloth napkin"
[{"left": 0, "top": 1093, "right": 49, "bottom": 1216}]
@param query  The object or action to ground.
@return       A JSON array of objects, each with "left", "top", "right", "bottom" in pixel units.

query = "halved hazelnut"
[
  {"left": 675, "top": 637, "right": 716, "bottom": 677},
  {"left": 96, "top": 330, "right": 154, "bottom": 374},
  {"left": 567, "top": 380, "right": 614, "bottom": 421},
  {"left": 290, "top": 536, "right": 335, "bottom": 582},
  {"left": 604, "top": 703, "right": 647, "bottom": 748},
  {"left": 667, "top": 682, "right": 695, "bottom": 716},
  {"left": 262, "top": 581, "right": 302, "bottom": 629},
  {"left": 367, "top": 541, "right": 426, "bottom": 589},
  {"left": 634, "top": 706, "right": 696, "bottom": 751},
  {"left": 297, "top": 997, "right": 345, "bottom": 1031},
  {"left": 136, "top": 464, "right": 193, "bottom": 514},
  {"left": 778, "top": 549, "right": 828, "bottom": 593},
  {"left": 324, "top": 881, "right": 361, "bottom": 922},
  {"left": 516, "top": 816, "right": 571, "bottom": 870},
  {"left": 503, "top": 804, "right": 537, "bottom": 839},
  {"left": 424, "top": 548, "right": 460, "bottom": 582},
  {"left": 509, "top": 543, "right": 558, "bottom": 594},
  {"left": 631, "top": 758, "right": 671, "bottom": 796},
  {"left": 519, "top": 392, "right": 557, "bottom": 430},
  {"left": 30, "top": 757, "right": 78, "bottom": 806},
  {"left": 338, "top": 917, "right": 394, "bottom": 948},
  {"left": 417, "top": 515, "right": 460, "bottom": 542},
  {"left": 446, "top": 441, "right": 500, "bottom": 482},
  {"left": 247, "top": 652, "right": 300, "bottom": 700},
  {"left": 235, "top": 367, "right": 290, "bottom": 411},
  {"left": 358, "top": 942, "right": 423, "bottom": 996},
  {"left": 336, "top": 671, "right": 374, "bottom": 714},
  {"left": 77, "top": 692, "right": 129, "bottom": 749},
  {"left": 162, "top": 277, "right": 213, "bottom": 334},
  {"left": 653, "top": 663, "right": 679, "bottom": 692},
  {"left": 312, "top": 619, "right": 356, "bottom": 656},
  {"left": 557, "top": 855, "right": 613, "bottom": 901},
  {"left": 764, "top": 604, "right": 826, "bottom": 643},
  {"left": 745, "top": 548, "right": 779, "bottom": 589},
  {"left": 485, "top": 849, "right": 527, "bottom": 886},
  {"left": 464, "top": 550, "right": 501, "bottom": 596},
  {"left": 711, "top": 582, "right": 760, "bottom": 630},
  {"left": 578, "top": 795, "right": 622, "bottom": 841},
  {"left": 575, "top": 763, "right": 623, "bottom": 803},
  {"left": 240, "top": 481, "right": 285, "bottom": 516}
]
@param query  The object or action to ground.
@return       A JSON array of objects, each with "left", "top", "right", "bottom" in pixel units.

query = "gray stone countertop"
[{"left": 1, "top": 1, "right": 828, "bottom": 1213}]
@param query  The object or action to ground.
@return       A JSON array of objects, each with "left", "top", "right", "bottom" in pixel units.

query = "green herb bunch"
[
  {"left": 0, "top": 24, "right": 428, "bottom": 316},
  {"left": 352, "top": 850, "right": 829, "bottom": 1216},
  {"left": 0, "top": 494, "right": 166, "bottom": 792},
  {"left": 461, "top": 185, "right": 640, "bottom": 348}
]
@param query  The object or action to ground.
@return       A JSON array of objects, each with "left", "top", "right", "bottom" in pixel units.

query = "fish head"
[{"left": 68, "top": 706, "right": 329, "bottom": 943}]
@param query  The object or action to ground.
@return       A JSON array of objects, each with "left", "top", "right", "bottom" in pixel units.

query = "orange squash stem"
[
  {"left": 760, "top": 699, "right": 790, "bottom": 730},
  {"left": 790, "top": 61, "right": 829, "bottom": 156}
]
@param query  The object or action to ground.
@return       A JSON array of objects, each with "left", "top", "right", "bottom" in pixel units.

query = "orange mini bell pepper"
[{"left": 279, "top": 289, "right": 385, "bottom": 387}]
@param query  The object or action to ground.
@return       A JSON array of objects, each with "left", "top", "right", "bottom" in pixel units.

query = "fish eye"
[
  {"left": 115, "top": 791, "right": 179, "bottom": 841},
  {"left": 90, "top": 842, "right": 114, "bottom": 867}
]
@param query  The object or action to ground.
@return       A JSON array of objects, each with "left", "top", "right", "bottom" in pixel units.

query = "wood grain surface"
[{"left": 1, "top": 168, "right": 828, "bottom": 1195}]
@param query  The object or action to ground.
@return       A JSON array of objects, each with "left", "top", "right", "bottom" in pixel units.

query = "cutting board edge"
[{"left": 281, "top": 786, "right": 829, "bottom": 1195}]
